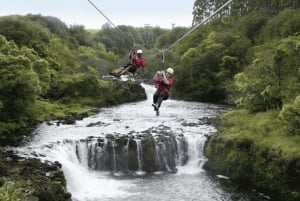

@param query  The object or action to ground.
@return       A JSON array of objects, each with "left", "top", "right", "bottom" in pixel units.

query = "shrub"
[{"left": 279, "top": 95, "right": 300, "bottom": 135}]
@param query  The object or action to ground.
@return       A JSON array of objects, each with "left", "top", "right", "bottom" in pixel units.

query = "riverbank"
[
  {"left": 0, "top": 80, "right": 146, "bottom": 201},
  {"left": 204, "top": 109, "right": 300, "bottom": 201},
  {"left": 0, "top": 80, "right": 146, "bottom": 147}
]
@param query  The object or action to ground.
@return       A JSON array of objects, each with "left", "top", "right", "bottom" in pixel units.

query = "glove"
[
  {"left": 156, "top": 71, "right": 162, "bottom": 75},
  {"left": 129, "top": 50, "right": 135, "bottom": 58}
]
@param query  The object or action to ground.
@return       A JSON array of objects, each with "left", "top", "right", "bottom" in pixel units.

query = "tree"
[
  {"left": 69, "top": 25, "right": 93, "bottom": 47},
  {"left": 0, "top": 15, "right": 51, "bottom": 56},
  {"left": 192, "top": 0, "right": 300, "bottom": 26},
  {"left": 279, "top": 95, "right": 300, "bottom": 135},
  {"left": 233, "top": 36, "right": 300, "bottom": 112},
  {"left": 238, "top": 10, "right": 271, "bottom": 45},
  {"left": 0, "top": 35, "right": 41, "bottom": 121},
  {"left": 258, "top": 9, "right": 300, "bottom": 43}
]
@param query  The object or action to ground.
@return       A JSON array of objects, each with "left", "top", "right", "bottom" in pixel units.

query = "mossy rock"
[{"left": 0, "top": 150, "right": 72, "bottom": 201}]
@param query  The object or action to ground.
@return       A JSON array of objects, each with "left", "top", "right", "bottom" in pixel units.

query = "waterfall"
[
  {"left": 177, "top": 134, "right": 206, "bottom": 175},
  {"left": 38, "top": 130, "right": 188, "bottom": 174},
  {"left": 112, "top": 141, "right": 117, "bottom": 172},
  {"left": 136, "top": 139, "right": 143, "bottom": 171},
  {"left": 124, "top": 139, "right": 130, "bottom": 172}
]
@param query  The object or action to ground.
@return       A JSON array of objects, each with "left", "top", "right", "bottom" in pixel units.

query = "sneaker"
[{"left": 152, "top": 103, "right": 158, "bottom": 111}]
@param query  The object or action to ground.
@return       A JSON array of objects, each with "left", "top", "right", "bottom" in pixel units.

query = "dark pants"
[
  {"left": 123, "top": 63, "right": 137, "bottom": 74},
  {"left": 153, "top": 91, "right": 169, "bottom": 108}
]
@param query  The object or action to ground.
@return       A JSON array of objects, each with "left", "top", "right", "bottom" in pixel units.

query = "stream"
[{"left": 16, "top": 84, "right": 271, "bottom": 201}]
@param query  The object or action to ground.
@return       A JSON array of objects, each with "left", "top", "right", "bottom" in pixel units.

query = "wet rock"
[
  {"left": 181, "top": 121, "right": 199, "bottom": 127},
  {"left": 86, "top": 121, "right": 105, "bottom": 127},
  {"left": 61, "top": 116, "right": 76, "bottom": 124},
  {"left": 105, "top": 134, "right": 114, "bottom": 139}
]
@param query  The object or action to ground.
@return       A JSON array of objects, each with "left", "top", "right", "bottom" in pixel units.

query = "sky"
[{"left": 1, "top": 0, "right": 195, "bottom": 29}]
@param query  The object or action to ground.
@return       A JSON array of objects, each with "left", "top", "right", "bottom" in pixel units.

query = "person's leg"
[
  {"left": 111, "top": 66, "right": 124, "bottom": 77},
  {"left": 127, "top": 67, "right": 137, "bottom": 78},
  {"left": 115, "top": 63, "right": 130, "bottom": 74},
  {"left": 156, "top": 91, "right": 169, "bottom": 109},
  {"left": 152, "top": 91, "right": 159, "bottom": 111},
  {"left": 153, "top": 92, "right": 159, "bottom": 103},
  {"left": 154, "top": 91, "right": 168, "bottom": 116}
]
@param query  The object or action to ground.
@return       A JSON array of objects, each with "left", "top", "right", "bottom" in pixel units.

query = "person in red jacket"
[
  {"left": 111, "top": 49, "right": 147, "bottom": 77},
  {"left": 152, "top": 68, "right": 174, "bottom": 116}
]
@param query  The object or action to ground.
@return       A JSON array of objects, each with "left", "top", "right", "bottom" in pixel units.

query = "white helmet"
[
  {"left": 166, "top": 68, "right": 174, "bottom": 75},
  {"left": 137, "top": 49, "right": 143, "bottom": 54}
]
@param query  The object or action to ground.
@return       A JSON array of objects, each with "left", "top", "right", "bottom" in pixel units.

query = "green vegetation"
[
  {"left": 188, "top": 1, "right": 300, "bottom": 200},
  {"left": 205, "top": 109, "right": 300, "bottom": 200},
  {"left": 0, "top": 0, "right": 300, "bottom": 200},
  {"left": 173, "top": 9, "right": 300, "bottom": 104},
  {"left": 279, "top": 95, "right": 300, "bottom": 135},
  {"left": 0, "top": 179, "right": 31, "bottom": 201},
  {"left": 0, "top": 15, "right": 148, "bottom": 146}
]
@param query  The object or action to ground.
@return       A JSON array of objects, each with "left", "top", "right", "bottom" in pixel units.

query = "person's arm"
[
  {"left": 129, "top": 50, "right": 135, "bottom": 59},
  {"left": 162, "top": 71, "right": 169, "bottom": 85},
  {"left": 129, "top": 51, "right": 136, "bottom": 65},
  {"left": 153, "top": 71, "right": 162, "bottom": 80}
]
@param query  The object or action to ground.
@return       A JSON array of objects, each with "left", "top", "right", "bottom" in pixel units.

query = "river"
[{"left": 16, "top": 84, "right": 271, "bottom": 201}]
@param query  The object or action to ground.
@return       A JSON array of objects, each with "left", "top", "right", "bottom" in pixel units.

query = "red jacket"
[
  {"left": 155, "top": 76, "right": 174, "bottom": 96},
  {"left": 130, "top": 55, "right": 147, "bottom": 68}
]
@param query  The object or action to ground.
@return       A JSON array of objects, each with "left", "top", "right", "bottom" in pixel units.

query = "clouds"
[{"left": 0, "top": 0, "right": 195, "bottom": 29}]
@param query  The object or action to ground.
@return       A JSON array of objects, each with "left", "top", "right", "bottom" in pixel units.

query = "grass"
[{"left": 218, "top": 109, "right": 300, "bottom": 159}]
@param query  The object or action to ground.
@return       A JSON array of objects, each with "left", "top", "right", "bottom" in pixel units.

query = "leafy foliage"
[
  {"left": 192, "top": 0, "right": 300, "bottom": 26},
  {"left": 0, "top": 180, "right": 30, "bottom": 201},
  {"left": 279, "top": 95, "right": 300, "bottom": 135},
  {"left": 0, "top": 14, "right": 150, "bottom": 139},
  {"left": 234, "top": 36, "right": 300, "bottom": 112},
  {"left": 174, "top": 26, "right": 250, "bottom": 102},
  {"left": 0, "top": 36, "right": 41, "bottom": 121}
]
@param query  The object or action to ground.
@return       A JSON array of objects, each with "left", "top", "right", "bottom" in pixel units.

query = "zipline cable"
[
  {"left": 87, "top": 0, "right": 232, "bottom": 71},
  {"left": 161, "top": 51, "right": 165, "bottom": 71},
  {"left": 87, "top": 0, "right": 136, "bottom": 47},
  {"left": 162, "top": 0, "right": 233, "bottom": 55}
]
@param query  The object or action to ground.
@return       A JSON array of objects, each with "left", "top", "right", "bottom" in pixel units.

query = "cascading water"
[{"left": 16, "top": 84, "right": 270, "bottom": 201}]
